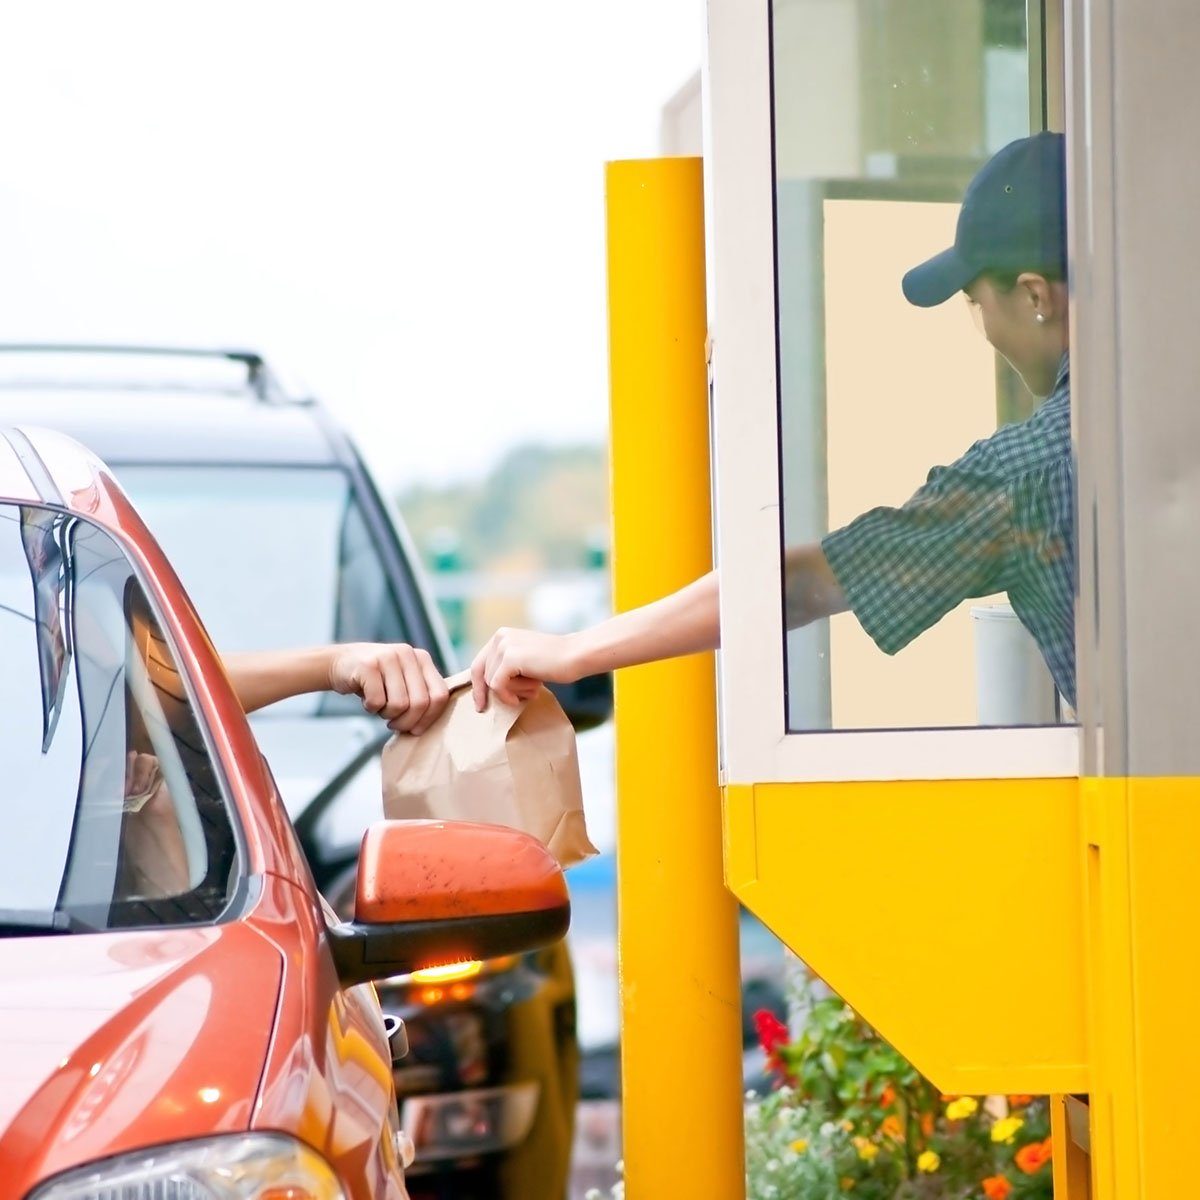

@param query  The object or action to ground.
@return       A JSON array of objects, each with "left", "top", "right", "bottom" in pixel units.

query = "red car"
[{"left": 0, "top": 425, "right": 570, "bottom": 1200}]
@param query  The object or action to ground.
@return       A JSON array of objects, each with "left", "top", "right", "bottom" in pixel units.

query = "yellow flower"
[
  {"left": 840, "top": 1120, "right": 855, "bottom": 1133},
  {"left": 991, "top": 1116, "right": 1026, "bottom": 1145},
  {"left": 917, "top": 1150, "right": 941, "bottom": 1173},
  {"left": 840, "top": 1178, "right": 857, "bottom": 1192},
  {"left": 852, "top": 1137, "right": 879, "bottom": 1162},
  {"left": 946, "top": 1097, "right": 979, "bottom": 1121},
  {"left": 789, "top": 1138, "right": 808, "bottom": 1154}
]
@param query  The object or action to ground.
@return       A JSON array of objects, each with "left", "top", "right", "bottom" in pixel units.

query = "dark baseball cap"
[{"left": 901, "top": 131, "right": 1067, "bottom": 307}]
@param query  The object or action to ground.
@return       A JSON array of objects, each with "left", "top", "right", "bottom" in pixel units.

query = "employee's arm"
[
  {"left": 223, "top": 643, "right": 450, "bottom": 735},
  {"left": 783, "top": 542, "right": 848, "bottom": 629},
  {"left": 471, "top": 544, "right": 848, "bottom": 708},
  {"left": 470, "top": 570, "right": 721, "bottom": 708}
]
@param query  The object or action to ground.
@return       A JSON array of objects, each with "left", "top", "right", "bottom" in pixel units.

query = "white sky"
[{"left": 0, "top": 2, "right": 703, "bottom": 488}]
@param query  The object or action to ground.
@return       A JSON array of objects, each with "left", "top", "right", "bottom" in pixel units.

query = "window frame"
[
  {"left": 702, "top": 0, "right": 1081, "bottom": 784},
  {"left": 1, "top": 501, "right": 251, "bottom": 929},
  {"left": 115, "top": 513, "right": 251, "bottom": 919}
]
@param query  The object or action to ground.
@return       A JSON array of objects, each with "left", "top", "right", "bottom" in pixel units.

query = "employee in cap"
[{"left": 468, "top": 132, "right": 1076, "bottom": 711}]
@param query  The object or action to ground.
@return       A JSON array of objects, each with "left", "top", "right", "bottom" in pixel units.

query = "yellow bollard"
[{"left": 605, "top": 156, "right": 744, "bottom": 1197}]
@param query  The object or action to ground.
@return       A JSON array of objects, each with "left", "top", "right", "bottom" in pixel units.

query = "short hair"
[{"left": 982, "top": 266, "right": 1065, "bottom": 292}]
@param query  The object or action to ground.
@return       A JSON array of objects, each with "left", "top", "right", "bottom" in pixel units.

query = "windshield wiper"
[{"left": 0, "top": 908, "right": 93, "bottom": 936}]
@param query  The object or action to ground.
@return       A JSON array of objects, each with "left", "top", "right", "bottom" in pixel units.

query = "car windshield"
[
  {"left": 116, "top": 465, "right": 412, "bottom": 717},
  {"left": 0, "top": 504, "right": 240, "bottom": 931}
]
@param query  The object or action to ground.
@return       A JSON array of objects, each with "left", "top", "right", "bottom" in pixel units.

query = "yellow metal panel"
[
  {"left": 607, "top": 157, "right": 745, "bottom": 1193},
  {"left": 1078, "top": 776, "right": 1134, "bottom": 1200},
  {"left": 1051, "top": 1094, "right": 1092, "bottom": 1199},
  {"left": 722, "top": 783, "right": 757, "bottom": 893},
  {"left": 724, "top": 778, "right": 1088, "bottom": 1094},
  {"left": 1123, "top": 777, "right": 1200, "bottom": 1196},
  {"left": 1081, "top": 776, "right": 1200, "bottom": 1199}
]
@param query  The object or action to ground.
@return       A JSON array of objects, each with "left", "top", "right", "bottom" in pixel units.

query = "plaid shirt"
[{"left": 822, "top": 356, "right": 1075, "bottom": 706}]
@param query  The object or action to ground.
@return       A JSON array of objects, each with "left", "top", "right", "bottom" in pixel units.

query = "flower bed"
[
  {"left": 746, "top": 984, "right": 1054, "bottom": 1199},
  {"left": 586, "top": 978, "right": 1055, "bottom": 1199}
]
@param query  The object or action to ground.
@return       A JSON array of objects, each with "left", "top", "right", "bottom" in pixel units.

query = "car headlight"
[{"left": 27, "top": 1133, "right": 346, "bottom": 1200}]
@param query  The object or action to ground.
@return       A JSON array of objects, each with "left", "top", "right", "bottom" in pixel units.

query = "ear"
[{"left": 1016, "top": 271, "right": 1066, "bottom": 323}]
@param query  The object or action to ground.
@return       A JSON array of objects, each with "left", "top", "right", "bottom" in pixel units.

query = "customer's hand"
[
  {"left": 470, "top": 627, "right": 579, "bottom": 711},
  {"left": 120, "top": 750, "right": 190, "bottom": 897},
  {"left": 123, "top": 751, "right": 163, "bottom": 812},
  {"left": 329, "top": 643, "right": 450, "bottom": 734}
]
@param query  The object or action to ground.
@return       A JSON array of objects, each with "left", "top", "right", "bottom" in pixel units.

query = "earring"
[{"left": 1035, "top": 313, "right": 1046, "bottom": 324}]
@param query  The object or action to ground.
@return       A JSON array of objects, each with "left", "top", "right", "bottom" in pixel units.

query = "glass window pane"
[
  {"left": 771, "top": 0, "right": 1073, "bottom": 732},
  {"left": 117, "top": 465, "right": 410, "bottom": 717}
]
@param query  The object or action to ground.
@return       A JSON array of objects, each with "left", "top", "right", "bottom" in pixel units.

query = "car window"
[
  {"left": 0, "top": 504, "right": 240, "bottom": 930},
  {"left": 115, "top": 465, "right": 411, "bottom": 717}
]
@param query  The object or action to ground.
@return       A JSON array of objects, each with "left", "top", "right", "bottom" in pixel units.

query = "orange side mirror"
[{"left": 328, "top": 820, "right": 570, "bottom": 988}]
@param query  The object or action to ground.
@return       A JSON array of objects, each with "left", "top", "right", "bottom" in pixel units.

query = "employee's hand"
[
  {"left": 470, "top": 627, "right": 579, "bottom": 711},
  {"left": 329, "top": 643, "right": 450, "bottom": 735}
]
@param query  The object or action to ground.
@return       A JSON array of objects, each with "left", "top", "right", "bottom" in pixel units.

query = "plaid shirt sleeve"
[{"left": 820, "top": 459, "right": 1015, "bottom": 656}]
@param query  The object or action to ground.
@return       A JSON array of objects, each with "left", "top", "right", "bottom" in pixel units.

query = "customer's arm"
[
  {"left": 224, "top": 643, "right": 450, "bottom": 734},
  {"left": 471, "top": 546, "right": 847, "bottom": 709}
]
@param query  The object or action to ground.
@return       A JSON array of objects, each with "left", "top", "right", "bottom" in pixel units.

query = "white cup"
[{"left": 970, "top": 602, "right": 1059, "bottom": 726}]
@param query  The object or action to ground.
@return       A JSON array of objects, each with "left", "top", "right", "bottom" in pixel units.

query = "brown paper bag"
[{"left": 381, "top": 669, "right": 598, "bottom": 868}]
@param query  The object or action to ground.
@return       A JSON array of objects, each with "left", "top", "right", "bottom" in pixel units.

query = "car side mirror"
[
  {"left": 327, "top": 819, "right": 570, "bottom": 988},
  {"left": 547, "top": 672, "right": 613, "bottom": 733}
]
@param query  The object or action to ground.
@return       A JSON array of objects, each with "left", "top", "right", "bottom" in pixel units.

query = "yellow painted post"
[{"left": 606, "top": 156, "right": 744, "bottom": 1196}]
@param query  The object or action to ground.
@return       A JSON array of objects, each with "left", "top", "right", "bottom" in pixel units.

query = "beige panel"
[{"left": 821, "top": 198, "right": 1000, "bottom": 728}]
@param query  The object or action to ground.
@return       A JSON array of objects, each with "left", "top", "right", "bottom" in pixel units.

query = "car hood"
[
  {"left": 252, "top": 715, "right": 384, "bottom": 849},
  {"left": 0, "top": 921, "right": 282, "bottom": 1192}
]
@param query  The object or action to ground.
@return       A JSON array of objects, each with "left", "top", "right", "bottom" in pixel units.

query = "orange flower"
[
  {"left": 920, "top": 1112, "right": 935, "bottom": 1137},
  {"left": 982, "top": 1176, "right": 1013, "bottom": 1200},
  {"left": 880, "top": 1115, "right": 904, "bottom": 1140},
  {"left": 1007, "top": 1094, "right": 1035, "bottom": 1108},
  {"left": 1015, "top": 1138, "right": 1054, "bottom": 1174},
  {"left": 878, "top": 1084, "right": 896, "bottom": 1108}
]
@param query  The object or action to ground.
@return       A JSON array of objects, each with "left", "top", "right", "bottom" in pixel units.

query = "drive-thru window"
[{"left": 609, "top": 1, "right": 1200, "bottom": 1197}]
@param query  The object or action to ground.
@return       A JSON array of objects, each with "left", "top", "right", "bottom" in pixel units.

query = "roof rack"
[{"left": 0, "top": 344, "right": 295, "bottom": 404}]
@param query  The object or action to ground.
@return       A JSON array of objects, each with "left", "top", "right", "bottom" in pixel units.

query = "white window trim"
[{"left": 703, "top": 0, "right": 1081, "bottom": 785}]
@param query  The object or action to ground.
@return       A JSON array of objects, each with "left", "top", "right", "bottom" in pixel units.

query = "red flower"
[
  {"left": 878, "top": 1084, "right": 896, "bottom": 1108},
  {"left": 753, "top": 1010, "right": 790, "bottom": 1057},
  {"left": 1015, "top": 1138, "right": 1054, "bottom": 1174},
  {"left": 982, "top": 1176, "right": 1013, "bottom": 1200},
  {"left": 752, "top": 1010, "right": 794, "bottom": 1084}
]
